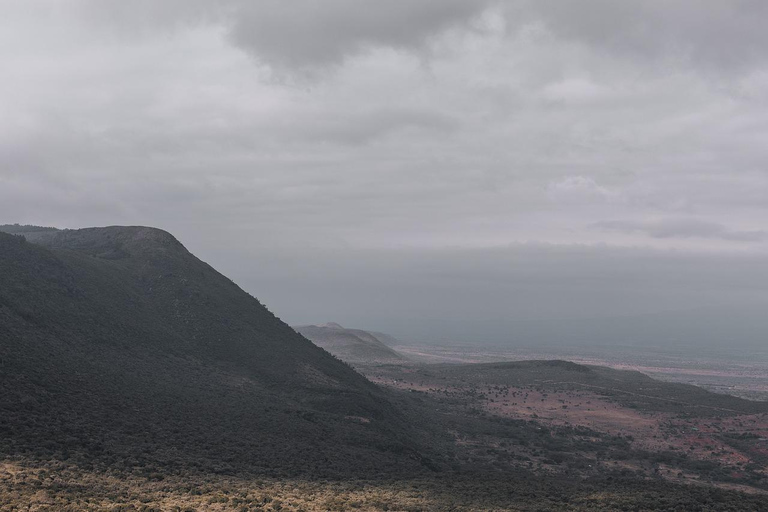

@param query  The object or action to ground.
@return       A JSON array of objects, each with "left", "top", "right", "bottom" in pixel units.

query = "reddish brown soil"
[{"left": 368, "top": 371, "right": 768, "bottom": 492}]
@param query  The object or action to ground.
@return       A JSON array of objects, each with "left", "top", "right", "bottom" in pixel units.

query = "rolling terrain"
[{"left": 365, "top": 360, "right": 768, "bottom": 496}]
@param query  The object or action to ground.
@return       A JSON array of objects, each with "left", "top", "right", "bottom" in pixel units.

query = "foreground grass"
[{"left": 3, "top": 459, "right": 768, "bottom": 512}]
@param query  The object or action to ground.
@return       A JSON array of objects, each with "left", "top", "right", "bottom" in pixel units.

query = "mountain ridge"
[
  {"left": 295, "top": 323, "right": 408, "bottom": 365},
  {"left": 0, "top": 226, "right": 434, "bottom": 477}
]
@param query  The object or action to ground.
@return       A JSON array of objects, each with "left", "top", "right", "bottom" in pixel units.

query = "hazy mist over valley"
[
  {"left": 225, "top": 244, "right": 768, "bottom": 357},
  {"left": 2, "top": 1, "right": 768, "bottom": 510}
]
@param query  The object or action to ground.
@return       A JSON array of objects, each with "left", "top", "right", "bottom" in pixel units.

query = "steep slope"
[
  {"left": 0, "top": 227, "right": 432, "bottom": 477},
  {"left": 295, "top": 323, "right": 407, "bottom": 365}
]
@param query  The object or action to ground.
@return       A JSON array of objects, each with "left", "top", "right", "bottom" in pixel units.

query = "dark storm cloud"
[{"left": 225, "top": 0, "right": 493, "bottom": 71}]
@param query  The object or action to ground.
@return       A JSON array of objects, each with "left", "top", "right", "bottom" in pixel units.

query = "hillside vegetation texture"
[{"left": 0, "top": 227, "right": 428, "bottom": 478}]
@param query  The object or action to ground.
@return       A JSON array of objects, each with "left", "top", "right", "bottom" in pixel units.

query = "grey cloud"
[
  {"left": 76, "top": 0, "right": 216, "bottom": 31},
  {"left": 76, "top": 0, "right": 493, "bottom": 72},
  {"left": 290, "top": 109, "right": 458, "bottom": 146},
  {"left": 226, "top": 0, "right": 493, "bottom": 71},
  {"left": 593, "top": 218, "right": 767, "bottom": 242},
  {"left": 73, "top": 0, "right": 768, "bottom": 77},
  {"left": 546, "top": 176, "right": 621, "bottom": 205},
  {"left": 508, "top": 0, "right": 768, "bottom": 73}
]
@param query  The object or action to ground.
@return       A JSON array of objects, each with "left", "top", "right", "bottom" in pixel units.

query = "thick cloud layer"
[
  {"left": 2, "top": 1, "right": 767, "bottom": 348},
  {"left": 227, "top": 0, "right": 492, "bottom": 71},
  {"left": 508, "top": 1, "right": 768, "bottom": 72}
]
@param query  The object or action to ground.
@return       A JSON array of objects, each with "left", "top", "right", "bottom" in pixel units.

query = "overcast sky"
[{"left": 2, "top": 1, "right": 768, "bottom": 348}]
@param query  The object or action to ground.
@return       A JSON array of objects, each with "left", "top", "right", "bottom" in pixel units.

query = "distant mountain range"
[
  {"left": 0, "top": 225, "right": 433, "bottom": 477},
  {"left": 294, "top": 323, "right": 407, "bottom": 365}
]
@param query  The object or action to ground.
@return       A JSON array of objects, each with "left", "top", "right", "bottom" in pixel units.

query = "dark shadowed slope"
[
  {"left": 0, "top": 227, "right": 433, "bottom": 477},
  {"left": 295, "top": 323, "right": 407, "bottom": 365}
]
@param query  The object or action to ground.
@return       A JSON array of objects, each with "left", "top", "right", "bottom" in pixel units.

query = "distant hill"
[
  {"left": 421, "top": 360, "right": 768, "bottom": 416},
  {"left": 0, "top": 223, "right": 59, "bottom": 236},
  {"left": 295, "top": 323, "right": 407, "bottom": 365},
  {"left": 0, "top": 226, "right": 434, "bottom": 477},
  {"left": 366, "top": 329, "right": 402, "bottom": 347}
]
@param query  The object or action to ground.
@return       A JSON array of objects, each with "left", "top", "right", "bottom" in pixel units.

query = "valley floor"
[
  {"left": 390, "top": 344, "right": 768, "bottom": 401},
  {"left": 361, "top": 360, "right": 768, "bottom": 499}
]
